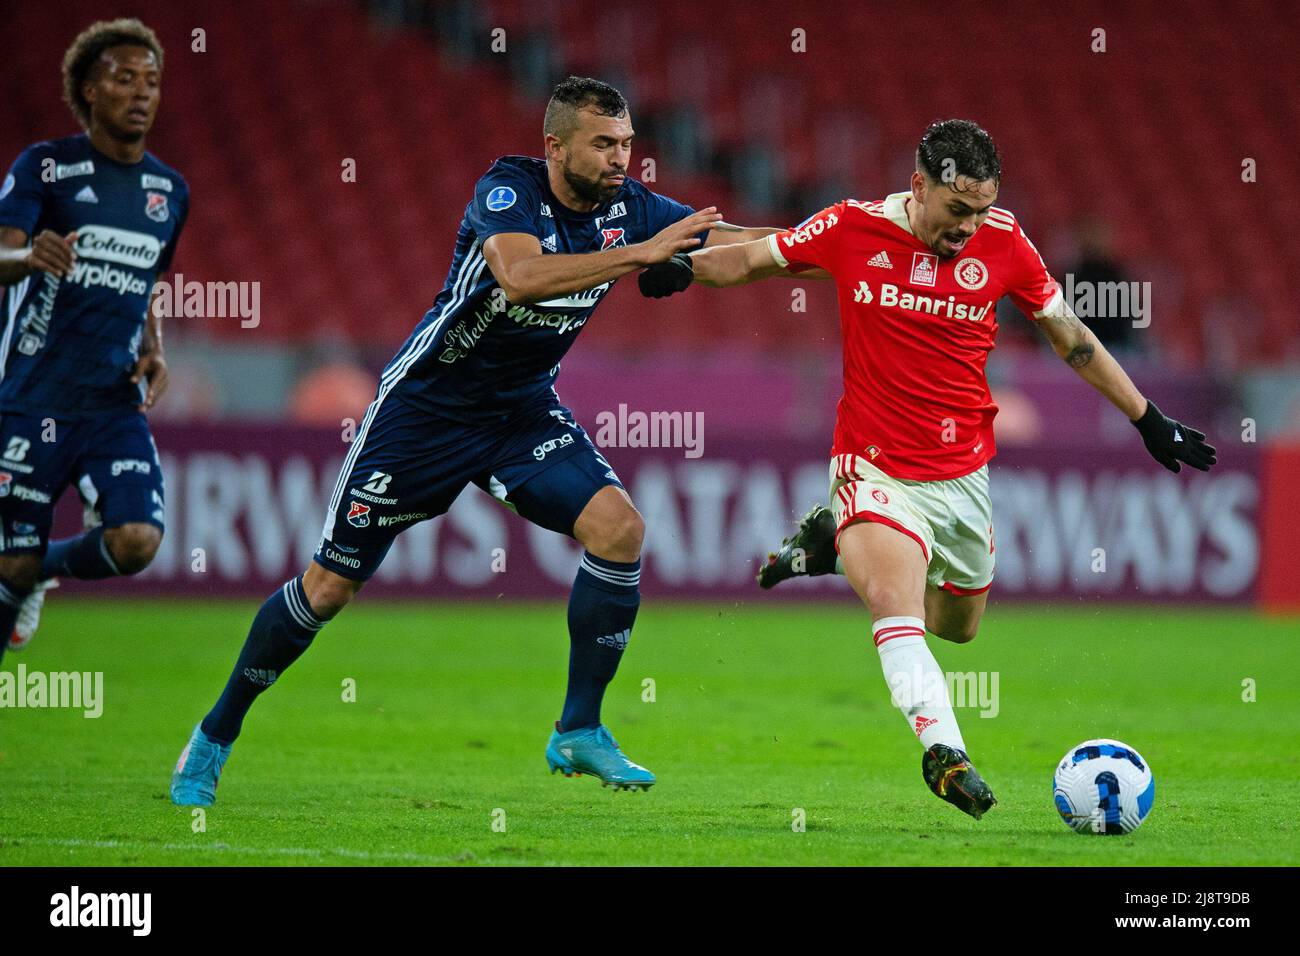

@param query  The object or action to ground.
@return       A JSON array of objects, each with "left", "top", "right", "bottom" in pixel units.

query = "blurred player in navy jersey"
[
  {"left": 171, "top": 76, "right": 780, "bottom": 804},
  {"left": 0, "top": 19, "right": 185, "bottom": 663}
]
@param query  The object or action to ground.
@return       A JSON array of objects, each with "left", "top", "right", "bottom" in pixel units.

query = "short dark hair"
[
  {"left": 916, "top": 119, "right": 1001, "bottom": 186},
  {"left": 543, "top": 76, "right": 629, "bottom": 141},
  {"left": 62, "top": 18, "right": 164, "bottom": 129}
]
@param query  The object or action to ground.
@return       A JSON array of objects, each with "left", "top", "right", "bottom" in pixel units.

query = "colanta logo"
[{"left": 72, "top": 225, "right": 162, "bottom": 269}]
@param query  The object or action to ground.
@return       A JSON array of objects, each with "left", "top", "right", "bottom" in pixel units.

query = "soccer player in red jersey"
[{"left": 638, "top": 119, "right": 1216, "bottom": 818}]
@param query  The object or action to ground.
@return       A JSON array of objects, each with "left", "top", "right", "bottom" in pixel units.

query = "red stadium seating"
[{"left": 2, "top": 0, "right": 1294, "bottom": 365}]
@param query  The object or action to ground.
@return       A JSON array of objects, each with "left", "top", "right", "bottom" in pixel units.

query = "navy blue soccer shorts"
[
  {"left": 314, "top": 395, "right": 624, "bottom": 581},
  {"left": 0, "top": 410, "right": 166, "bottom": 554}
]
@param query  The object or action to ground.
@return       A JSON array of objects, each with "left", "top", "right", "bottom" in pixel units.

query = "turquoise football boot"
[
  {"left": 170, "top": 723, "right": 232, "bottom": 806},
  {"left": 546, "top": 723, "right": 656, "bottom": 791}
]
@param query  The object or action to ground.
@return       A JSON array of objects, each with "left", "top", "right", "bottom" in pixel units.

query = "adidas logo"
[
  {"left": 541, "top": 234, "right": 557, "bottom": 252},
  {"left": 74, "top": 185, "right": 98, "bottom": 203},
  {"left": 596, "top": 628, "right": 630, "bottom": 650},
  {"left": 561, "top": 747, "right": 573, "bottom": 759},
  {"left": 913, "top": 714, "right": 938, "bottom": 736},
  {"left": 867, "top": 250, "right": 892, "bottom": 268},
  {"left": 242, "top": 667, "right": 278, "bottom": 687}
]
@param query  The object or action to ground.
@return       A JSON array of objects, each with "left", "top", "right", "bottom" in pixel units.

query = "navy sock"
[
  {"left": 0, "top": 575, "right": 34, "bottom": 667},
  {"left": 201, "top": 576, "right": 326, "bottom": 744},
  {"left": 560, "top": 553, "right": 640, "bottom": 732},
  {"left": 41, "top": 527, "right": 121, "bottom": 580}
]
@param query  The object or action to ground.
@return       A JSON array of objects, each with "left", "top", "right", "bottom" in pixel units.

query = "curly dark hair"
[
  {"left": 62, "top": 18, "right": 164, "bottom": 129},
  {"left": 916, "top": 119, "right": 1002, "bottom": 185},
  {"left": 543, "top": 76, "right": 629, "bottom": 140}
]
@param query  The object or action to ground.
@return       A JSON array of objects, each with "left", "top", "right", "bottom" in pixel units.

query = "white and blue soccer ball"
[{"left": 1053, "top": 738, "right": 1155, "bottom": 835}]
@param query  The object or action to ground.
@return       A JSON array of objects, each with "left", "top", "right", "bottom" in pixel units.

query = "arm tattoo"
[
  {"left": 1051, "top": 309, "right": 1083, "bottom": 335},
  {"left": 1040, "top": 305, "right": 1095, "bottom": 368},
  {"left": 1065, "top": 343, "right": 1095, "bottom": 368}
]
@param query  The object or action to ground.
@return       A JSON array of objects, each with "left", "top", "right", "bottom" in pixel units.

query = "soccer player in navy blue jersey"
[
  {"left": 0, "top": 19, "right": 185, "bottom": 662},
  {"left": 171, "top": 76, "right": 781, "bottom": 803}
]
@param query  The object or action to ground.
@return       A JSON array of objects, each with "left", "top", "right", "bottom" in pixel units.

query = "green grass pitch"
[{"left": 1, "top": 598, "right": 1297, "bottom": 866}]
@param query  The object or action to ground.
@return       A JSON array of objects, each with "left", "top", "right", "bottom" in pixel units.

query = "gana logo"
[
  {"left": 533, "top": 432, "right": 575, "bottom": 461},
  {"left": 73, "top": 226, "right": 161, "bottom": 269}
]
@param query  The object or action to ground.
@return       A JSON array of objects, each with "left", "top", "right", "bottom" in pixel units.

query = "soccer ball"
[{"left": 1053, "top": 738, "right": 1155, "bottom": 835}]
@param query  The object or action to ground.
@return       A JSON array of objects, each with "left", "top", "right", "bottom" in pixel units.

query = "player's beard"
[
  {"left": 563, "top": 159, "right": 620, "bottom": 205},
  {"left": 930, "top": 221, "right": 975, "bottom": 259}
]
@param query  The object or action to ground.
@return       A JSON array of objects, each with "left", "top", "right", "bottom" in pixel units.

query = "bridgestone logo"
[{"left": 349, "top": 489, "right": 396, "bottom": 505}]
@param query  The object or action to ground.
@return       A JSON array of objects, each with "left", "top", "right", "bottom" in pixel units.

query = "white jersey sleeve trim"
[
  {"left": 766, "top": 232, "right": 789, "bottom": 268},
  {"left": 1033, "top": 287, "right": 1066, "bottom": 319}
]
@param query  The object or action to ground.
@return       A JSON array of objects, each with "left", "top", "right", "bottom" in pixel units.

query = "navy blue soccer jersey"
[
  {"left": 0, "top": 133, "right": 189, "bottom": 418},
  {"left": 383, "top": 155, "right": 701, "bottom": 420}
]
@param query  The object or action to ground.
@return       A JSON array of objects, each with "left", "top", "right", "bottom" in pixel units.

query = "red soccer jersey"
[{"left": 767, "top": 192, "right": 1062, "bottom": 480}]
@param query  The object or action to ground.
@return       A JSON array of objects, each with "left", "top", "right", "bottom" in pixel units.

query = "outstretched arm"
[
  {"left": 694, "top": 235, "right": 794, "bottom": 286},
  {"left": 700, "top": 223, "right": 781, "bottom": 247},
  {"left": 1036, "top": 302, "right": 1145, "bottom": 418},
  {"left": 638, "top": 235, "right": 831, "bottom": 297},
  {"left": 482, "top": 207, "right": 722, "bottom": 305},
  {"left": 1036, "top": 302, "right": 1216, "bottom": 472}
]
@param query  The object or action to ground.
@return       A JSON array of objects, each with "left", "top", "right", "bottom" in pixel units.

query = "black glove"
[
  {"left": 1131, "top": 400, "right": 1217, "bottom": 473},
  {"left": 638, "top": 253, "right": 695, "bottom": 298}
]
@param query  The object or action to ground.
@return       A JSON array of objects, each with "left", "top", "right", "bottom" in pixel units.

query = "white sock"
[{"left": 872, "top": 616, "right": 966, "bottom": 752}]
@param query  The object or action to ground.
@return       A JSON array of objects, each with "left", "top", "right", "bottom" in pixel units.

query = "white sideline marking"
[{"left": 9, "top": 837, "right": 471, "bottom": 865}]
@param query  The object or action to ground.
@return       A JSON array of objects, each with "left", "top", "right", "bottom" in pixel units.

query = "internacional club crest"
[{"left": 954, "top": 257, "right": 988, "bottom": 291}]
